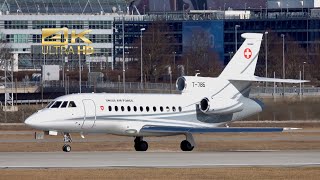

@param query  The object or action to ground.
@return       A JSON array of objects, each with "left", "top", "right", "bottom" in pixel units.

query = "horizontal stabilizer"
[
  {"left": 227, "top": 76, "right": 309, "bottom": 83},
  {"left": 141, "top": 125, "right": 288, "bottom": 134}
]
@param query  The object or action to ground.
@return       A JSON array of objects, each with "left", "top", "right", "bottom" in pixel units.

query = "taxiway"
[{"left": 0, "top": 151, "right": 319, "bottom": 168}]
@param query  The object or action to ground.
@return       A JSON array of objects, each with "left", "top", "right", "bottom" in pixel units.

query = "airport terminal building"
[{"left": 0, "top": 0, "right": 319, "bottom": 71}]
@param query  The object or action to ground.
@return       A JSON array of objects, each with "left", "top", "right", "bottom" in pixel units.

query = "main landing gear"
[
  {"left": 62, "top": 133, "right": 72, "bottom": 152},
  {"left": 134, "top": 137, "right": 148, "bottom": 151},
  {"left": 180, "top": 133, "right": 195, "bottom": 151},
  {"left": 133, "top": 133, "right": 195, "bottom": 152}
]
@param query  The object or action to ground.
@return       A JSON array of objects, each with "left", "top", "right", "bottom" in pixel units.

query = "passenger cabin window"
[
  {"left": 61, "top": 101, "right": 68, "bottom": 108},
  {"left": 166, "top": 106, "right": 170, "bottom": 112},
  {"left": 140, "top": 106, "right": 143, "bottom": 112},
  {"left": 160, "top": 106, "right": 164, "bottom": 112},
  {"left": 133, "top": 106, "right": 137, "bottom": 112},
  {"left": 153, "top": 106, "right": 156, "bottom": 112},
  {"left": 172, "top": 107, "right": 176, "bottom": 112},
  {"left": 69, "top": 101, "right": 77, "bottom": 107},
  {"left": 108, "top": 106, "right": 112, "bottom": 111},
  {"left": 115, "top": 106, "right": 118, "bottom": 111},
  {"left": 51, "top": 101, "right": 62, "bottom": 108},
  {"left": 127, "top": 106, "right": 131, "bottom": 112},
  {"left": 146, "top": 106, "right": 150, "bottom": 112},
  {"left": 178, "top": 106, "right": 182, "bottom": 112},
  {"left": 121, "top": 106, "right": 125, "bottom": 111}
]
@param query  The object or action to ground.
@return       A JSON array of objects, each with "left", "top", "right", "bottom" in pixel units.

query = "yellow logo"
[{"left": 41, "top": 28, "right": 94, "bottom": 55}]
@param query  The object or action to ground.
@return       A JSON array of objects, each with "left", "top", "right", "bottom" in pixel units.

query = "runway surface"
[{"left": 0, "top": 151, "right": 319, "bottom": 168}]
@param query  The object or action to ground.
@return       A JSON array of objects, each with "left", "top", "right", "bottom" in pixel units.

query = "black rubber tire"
[
  {"left": 134, "top": 141, "right": 148, "bottom": 151},
  {"left": 63, "top": 144, "right": 71, "bottom": 152},
  {"left": 180, "top": 140, "right": 194, "bottom": 151}
]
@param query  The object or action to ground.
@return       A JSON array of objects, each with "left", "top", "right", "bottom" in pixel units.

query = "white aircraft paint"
[{"left": 25, "top": 33, "right": 308, "bottom": 152}]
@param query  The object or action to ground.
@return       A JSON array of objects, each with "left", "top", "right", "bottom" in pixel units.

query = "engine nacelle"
[
  {"left": 199, "top": 97, "right": 243, "bottom": 115},
  {"left": 176, "top": 76, "right": 215, "bottom": 93}
]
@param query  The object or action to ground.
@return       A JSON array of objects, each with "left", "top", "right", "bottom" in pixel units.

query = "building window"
[
  {"left": 4, "top": 21, "right": 28, "bottom": 29},
  {"left": 32, "top": 20, "right": 56, "bottom": 29},
  {"left": 89, "top": 21, "right": 112, "bottom": 29},
  {"left": 89, "top": 34, "right": 112, "bottom": 43},
  {"left": 60, "top": 21, "right": 84, "bottom": 29}
]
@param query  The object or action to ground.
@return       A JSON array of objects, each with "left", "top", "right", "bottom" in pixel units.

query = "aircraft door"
[{"left": 82, "top": 99, "right": 96, "bottom": 129}]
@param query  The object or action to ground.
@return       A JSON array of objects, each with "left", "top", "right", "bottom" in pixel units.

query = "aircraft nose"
[{"left": 24, "top": 115, "right": 39, "bottom": 128}]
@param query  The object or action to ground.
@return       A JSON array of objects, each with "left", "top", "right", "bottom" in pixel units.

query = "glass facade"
[
  {"left": 0, "top": 17, "right": 114, "bottom": 69},
  {"left": 113, "top": 12, "right": 320, "bottom": 67}
]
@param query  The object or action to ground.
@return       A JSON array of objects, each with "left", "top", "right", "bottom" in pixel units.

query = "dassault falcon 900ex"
[{"left": 25, "top": 33, "right": 307, "bottom": 152}]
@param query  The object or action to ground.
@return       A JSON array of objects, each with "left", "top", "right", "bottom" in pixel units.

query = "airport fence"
[{"left": 1, "top": 81, "right": 320, "bottom": 96}]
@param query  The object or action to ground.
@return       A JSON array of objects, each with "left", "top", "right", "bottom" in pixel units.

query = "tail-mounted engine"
[
  {"left": 199, "top": 97, "right": 243, "bottom": 115},
  {"left": 176, "top": 76, "right": 214, "bottom": 93}
]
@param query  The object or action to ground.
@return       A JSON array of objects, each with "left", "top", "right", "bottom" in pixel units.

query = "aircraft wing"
[
  {"left": 140, "top": 125, "right": 298, "bottom": 134},
  {"left": 227, "top": 76, "right": 309, "bottom": 83}
]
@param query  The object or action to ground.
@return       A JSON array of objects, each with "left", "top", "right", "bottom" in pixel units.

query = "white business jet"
[{"left": 25, "top": 33, "right": 307, "bottom": 152}]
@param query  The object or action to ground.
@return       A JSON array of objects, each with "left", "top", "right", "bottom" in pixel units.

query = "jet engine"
[
  {"left": 199, "top": 97, "right": 243, "bottom": 115},
  {"left": 176, "top": 76, "right": 214, "bottom": 93}
]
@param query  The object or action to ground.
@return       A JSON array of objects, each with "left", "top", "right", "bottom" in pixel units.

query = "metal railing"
[{"left": 2, "top": 81, "right": 320, "bottom": 95}]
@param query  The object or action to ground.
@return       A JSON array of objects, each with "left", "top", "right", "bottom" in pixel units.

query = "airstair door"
[{"left": 82, "top": 99, "right": 96, "bottom": 129}]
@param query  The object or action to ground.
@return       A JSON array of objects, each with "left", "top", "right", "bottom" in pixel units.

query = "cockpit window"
[
  {"left": 51, "top": 101, "right": 62, "bottom": 108},
  {"left": 61, "top": 101, "right": 68, "bottom": 108},
  {"left": 46, "top": 101, "right": 54, "bottom": 108},
  {"left": 68, "top": 101, "right": 77, "bottom": 108}
]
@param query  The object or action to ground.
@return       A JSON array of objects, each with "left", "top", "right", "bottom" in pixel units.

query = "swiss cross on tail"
[
  {"left": 244, "top": 48, "right": 252, "bottom": 59},
  {"left": 100, "top": 106, "right": 104, "bottom": 110}
]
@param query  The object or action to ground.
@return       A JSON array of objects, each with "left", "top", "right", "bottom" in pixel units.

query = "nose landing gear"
[{"left": 62, "top": 133, "right": 72, "bottom": 152}]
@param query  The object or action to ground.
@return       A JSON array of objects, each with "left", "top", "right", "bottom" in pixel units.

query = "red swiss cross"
[
  {"left": 100, "top": 106, "right": 104, "bottom": 110},
  {"left": 244, "top": 48, "right": 252, "bottom": 59}
]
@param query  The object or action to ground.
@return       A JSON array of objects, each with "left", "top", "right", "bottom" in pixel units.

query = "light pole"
[
  {"left": 140, "top": 27, "right": 145, "bottom": 89},
  {"left": 244, "top": 3, "right": 247, "bottom": 18},
  {"left": 183, "top": 4, "right": 186, "bottom": 19},
  {"left": 265, "top": 31, "right": 268, "bottom": 90},
  {"left": 281, "top": 34, "right": 285, "bottom": 79},
  {"left": 235, "top": 25, "right": 240, "bottom": 52},
  {"left": 281, "top": 34, "right": 285, "bottom": 96},
  {"left": 245, "top": 3, "right": 247, "bottom": 13},
  {"left": 303, "top": 61, "right": 306, "bottom": 95},
  {"left": 265, "top": 31, "right": 268, "bottom": 79},
  {"left": 224, "top": 3, "right": 226, "bottom": 19},
  {"left": 122, "top": 15, "right": 125, "bottom": 93},
  {"left": 173, "top": 51, "right": 176, "bottom": 68}
]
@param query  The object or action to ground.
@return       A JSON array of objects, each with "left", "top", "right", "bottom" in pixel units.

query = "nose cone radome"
[{"left": 24, "top": 115, "right": 40, "bottom": 129}]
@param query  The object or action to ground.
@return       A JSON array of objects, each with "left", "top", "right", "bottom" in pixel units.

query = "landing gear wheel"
[
  {"left": 180, "top": 140, "right": 194, "bottom": 151},
  {"left": 134, "top": 141, "right": 148, "bottom": 151},
  {"left": 62, "top": 144, "right": 71, "bottom": 152}
]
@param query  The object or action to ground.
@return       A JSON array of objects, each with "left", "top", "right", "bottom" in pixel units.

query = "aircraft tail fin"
[{"left": 219, "top": 33, "right": 263, "bottom": 78}]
